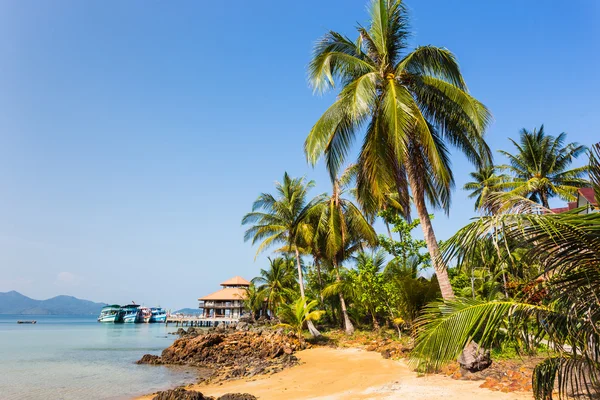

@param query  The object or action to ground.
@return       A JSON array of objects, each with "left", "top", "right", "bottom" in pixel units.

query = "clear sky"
[{"left": 0, "top": 1, "right": 598, "bottom": 309}]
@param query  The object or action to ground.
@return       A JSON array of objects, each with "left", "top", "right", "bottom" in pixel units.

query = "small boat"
[
  {"left": 120, "top": 304, "right": 141, "bottom": 323},
  {"left": 139, "top": 307, "right": 152, "bottom": 323},
  {"left": 149, "top": 307, "right": 167, "bottom": 323},
  {"left": 17, "top": 320, "right": 36, "bottom": 324},
  {"left": 98, "top": 305, "right": 121, "bottom": 323}
]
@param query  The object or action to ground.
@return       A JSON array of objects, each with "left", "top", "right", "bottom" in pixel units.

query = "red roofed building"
[
  {"left": 550, "top": 188, "right": 598, "bottom": 214},
  {"left": 198, "top": 276, "right": 250, "bottom": 321}
]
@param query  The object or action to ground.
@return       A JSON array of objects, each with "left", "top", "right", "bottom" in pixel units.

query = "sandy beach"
[{"left": 138, "top": 347, "right": 531, "bottom": 400}]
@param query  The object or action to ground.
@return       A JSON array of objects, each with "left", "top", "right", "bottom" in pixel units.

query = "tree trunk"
[
  {"left": 334, "top": 262, "right": 354, "bottom": 335},
  {"left": 540, "top": 190, "right": 550, "bottom": 209},
  {"left": 406, "top": 172, "right": 455, "bottom": 300},
  {"left": 294, "top": 244, "right": 321, "bottom": 337}
]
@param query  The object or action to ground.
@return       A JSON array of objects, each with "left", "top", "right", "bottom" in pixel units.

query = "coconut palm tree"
[
  {"left": 252, "top": 256, "right": 297, "bottom": 316},
  {"left": 314, "top": 167, "right": 378, "bottom": 334},
  {"left": 242, "top": 172, "right": 326, "bottom": 336},
  {"left": 410, "top": 149, "right": 600, "bottom": 399},
  {"left": 497, "top": 125, "right": 588, "bottom": 208},
  {"left": 305, "top": 0, "right": 491, "bottom": 300},
  {"left": 463, "top": 165, "right": 507, "bottom": 213},
  {"left": 277, "top": 298, "right": 325, "bottom": 342},
  {"left": 243, "top": 283, "right": 264, "bottom": 321}
]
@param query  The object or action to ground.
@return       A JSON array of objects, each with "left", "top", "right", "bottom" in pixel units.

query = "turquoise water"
[{"left": 0, "top": 315, "right": 200, "bottom": 400}]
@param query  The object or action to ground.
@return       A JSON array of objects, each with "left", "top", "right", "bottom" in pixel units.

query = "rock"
[
  {"left": 217, "top": 394, "right": 257, "bottom": 400},
  {"left": 458, "top": 341, "right": 492, "bottom": 372},
  {"left": 137, "top": 329, "right": 302, "bottom": 384},
  {"left": 137, "top": 354, "right": 162, "bottom": 365},
  {"left": 152, "top": 388, "right": 211, "bottom": 400}
]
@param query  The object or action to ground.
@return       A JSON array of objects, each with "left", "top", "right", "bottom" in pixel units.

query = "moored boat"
[
  {"left": 139, "top": 307, "right": 152, "bottom": 323},
  {"left": 120, "top": 304, "right": 141, "bottom": 323},
  {"left": 98, "top": 305, "right": 121, "bottom": 323},
  {"left": 149, "top": 307, "right": 167, "bottom": 323}
]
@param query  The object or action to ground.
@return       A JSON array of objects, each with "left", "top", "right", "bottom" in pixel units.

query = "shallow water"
[{"left": 0, "top": 315, "right": 199, "bottom": 400}]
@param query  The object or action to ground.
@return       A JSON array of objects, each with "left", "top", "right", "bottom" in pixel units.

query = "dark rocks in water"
[
  {"left": 152, "top": 388, "right": 210, "bottom": 400},
  {"left": 458, "top": 341, "right": 491, "bottom": 372},
  {"left": 137, "top": 354, "right": 162, "bottom": 365}
]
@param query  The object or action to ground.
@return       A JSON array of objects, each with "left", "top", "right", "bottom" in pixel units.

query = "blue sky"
[{"left": 0, "top": 1, "right": 598, "bottom": 309}]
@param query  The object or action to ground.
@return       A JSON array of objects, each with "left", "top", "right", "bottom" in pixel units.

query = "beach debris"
[{"left": 457, "top": 341, "right": 491, "bottom": 372}]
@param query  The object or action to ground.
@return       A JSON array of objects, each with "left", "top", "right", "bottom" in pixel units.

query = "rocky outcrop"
[
  {"left": 138, "top": 329, "right": 304, "bottom": 383},
  {"left": 151, "top": 388, "right": 257, "bottom": 400},
  {"left": 457, "top": 341, "right": 491, "bottom": 372}
]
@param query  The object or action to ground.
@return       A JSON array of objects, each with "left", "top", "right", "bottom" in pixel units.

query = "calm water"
[{"left": 0, "top": 315, "right": 200, "bottom": 400}]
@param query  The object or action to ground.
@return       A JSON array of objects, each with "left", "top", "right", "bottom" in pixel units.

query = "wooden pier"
[{"left": 165, "top": 316, "right": 239, "bottom": 327}]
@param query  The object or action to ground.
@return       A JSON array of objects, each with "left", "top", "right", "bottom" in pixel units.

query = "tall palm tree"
[
  {"left": 497, "top": 125, "right": 588, "bottom": 208},
  {"left": 252, "top": 256, "right": 297, "bottom": 316},
  {"left": 242, "top": 172, "right": 326, "bottom": 336},
  {"left": 305, "top": 0, "right": 491, "bottom": 300},
  {"left": 411, "top": 150, "right": 600, "bottom": 399},
  {"left": 463, "top": 165, "right": 506, "bottom": 213},
  {"left": 315, "top": 167, "right": 378, "bottom": 334}
]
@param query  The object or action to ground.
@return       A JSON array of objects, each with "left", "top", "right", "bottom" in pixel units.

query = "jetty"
[
  {"left": 165, "top": 316, "right": 239, "bottom": 327},
  {"left": 17, "top": 320, "right": 37, "bottom": 324}
]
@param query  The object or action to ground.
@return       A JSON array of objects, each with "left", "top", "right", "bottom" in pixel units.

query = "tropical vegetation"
[{"left": 237, "top": 0, "right": 597, "bottom": 398}]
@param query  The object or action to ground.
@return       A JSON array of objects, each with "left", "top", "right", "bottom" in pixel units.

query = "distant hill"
[
  {"left": 0, "top": 291, "right": 107, "bottom": 315},
  {"left": 174, "top": 308, "right": 202, "bottom": 315}
]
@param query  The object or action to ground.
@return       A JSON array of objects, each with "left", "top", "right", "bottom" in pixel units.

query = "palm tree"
[
  {"left": 243, "top": 283, "right": 264, "bottom": 321},
  {"left": 252, "top": 256, "right": 297, "bottom": 316},
  {"left": 277, "top": 298, "right": 325, "bottom": 343},
  {"left": 242, "top": 172, "right": 326, "bottom": 336},
  {"left": 497, "top": 125, "right": 588, "bottom": 208},
  {"left": 305, "top": 0, "right": 491, "bottom": 300},
  {"left": 411, "top": 149, "right": 600, "bottom": 399},
  {"left": 314, "top": 167, "right": 378, "bottom": 334},
  {"left": 463, "top": 165, "right": 506, "bottom": 213}
]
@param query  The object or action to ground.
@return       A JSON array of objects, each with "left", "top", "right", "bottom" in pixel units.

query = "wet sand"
[{"left": 137, "top": 347, "right": 531, "bottom": 399}]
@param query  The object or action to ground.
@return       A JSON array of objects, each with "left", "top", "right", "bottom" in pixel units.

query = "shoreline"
[{"left": 137, "top": 347, "right": 531, "bottom": 400}]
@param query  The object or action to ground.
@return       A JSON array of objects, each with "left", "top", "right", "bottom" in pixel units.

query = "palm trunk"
[
  {"left": 334, "top": 261, "right": 354, "bottom": 335},
  {"left": 406, "top": 172, "right": 455, "bottom": 300},
  {"left": 294, "top": 244, "right": 321, "bottom": 337},
  {"left": 540, "top": 191, "right": 550, "bottom": 209}
]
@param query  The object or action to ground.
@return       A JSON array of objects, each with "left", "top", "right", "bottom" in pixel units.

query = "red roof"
[
  {"left": 550, "top": 206, "right": 570, "bottom": 214},
  {"left": 579, "top": 188, "right": 597, "bottom": 205}
]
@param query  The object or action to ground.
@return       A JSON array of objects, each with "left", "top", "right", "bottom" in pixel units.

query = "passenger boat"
[
  {"left": 98, "top": 305, "right": 121, "bottom": 323},
  {"left": 149, "top": 307, "right": 167, "bottom": 323},
  {"left": 120, "top": 304, "right": 141, "bottom": 323},
  {"left": 139, "top": 307, "right": 152, "bottom": 323}
]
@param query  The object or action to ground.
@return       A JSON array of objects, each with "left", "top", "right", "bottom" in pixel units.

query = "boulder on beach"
[
  {"left": 457, "top": 341, "right": 491, "bottom": 372},
  {"left": 151, "top": 388, "right": 258, "bottom": 400},
  {"left": 152, "top": 388, "right": 210, "bottom": 400}
]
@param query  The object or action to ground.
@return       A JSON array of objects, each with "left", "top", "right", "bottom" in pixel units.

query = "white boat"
[{"left": 98, "top": 305, "right": 121, "bottom": 323}]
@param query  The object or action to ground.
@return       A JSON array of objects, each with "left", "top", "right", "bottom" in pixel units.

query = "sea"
[{"left": 0, "top": 315, "right": 201, "bottom": 400}]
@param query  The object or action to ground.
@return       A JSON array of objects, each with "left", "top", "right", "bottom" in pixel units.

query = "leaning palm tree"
[
  {"left": 315, "top": 166, "right": 378, "bottom": 334},
  {"left": 411, "top": 149, "right": 600, "bottom": 399},
  {"left": 242, "top": 172, "right": 326, "bottom": 336},
  {"left": 305, "top": 0, "right": 491, "bottom": 300},
  {"left": 463, "top": 165, "right": 507, "bottom": 214},
  {"left": 252, "top": 256, "right": 297, "bottom": 316},
  {"left": 497, "top": 125, "right": 588, "bottom": 208}
]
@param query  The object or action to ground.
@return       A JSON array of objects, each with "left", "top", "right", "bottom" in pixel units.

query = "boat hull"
[
  {"left": 149, "top": 315, "right": 166, "bottom": 323},
  {"left": 122, "top": 314, "right": 138, "bottom": 323},
  {"left": 97, "top": 315, "right": 118, "bottom": 323}
]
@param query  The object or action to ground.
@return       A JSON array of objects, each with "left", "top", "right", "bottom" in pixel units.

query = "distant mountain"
[
  {"left": 174, "top": 308, "right": 202, "bottom": 315},
  {"left": 0, "top": 291, "right": 107, "bottom": 315}
]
